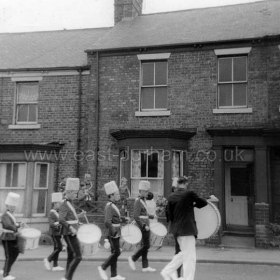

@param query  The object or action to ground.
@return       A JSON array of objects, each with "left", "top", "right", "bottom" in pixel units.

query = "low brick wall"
[{"left": 255, "top": 202, "right": 270, "bottom": 247}]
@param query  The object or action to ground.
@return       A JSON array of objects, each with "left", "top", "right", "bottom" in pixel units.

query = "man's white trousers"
[{"left": 162, "top": 236, "right": 196, "bottom": 280}]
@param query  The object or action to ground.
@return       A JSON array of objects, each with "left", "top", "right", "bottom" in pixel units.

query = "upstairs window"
[
  {"left": 140, "top": 61, "right": 168, "bottom": 110},
  {"left": 218, "top": 56, "right": 247, "bottom": 108},
  {"left": 16, "top": 82, "right": 39, "bottom": 124}
]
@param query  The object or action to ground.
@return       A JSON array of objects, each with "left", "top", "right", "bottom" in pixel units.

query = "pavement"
[{"left": 1, "top": 245, "right": 280, "bottom": 266}]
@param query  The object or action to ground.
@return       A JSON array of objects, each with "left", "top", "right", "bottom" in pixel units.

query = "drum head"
[
  {"left": 194, "top": 201, "right": 221, "bottom": 240},
  {"left": 20, "top": 228, "right": 41, "bottom": 239},
  {"left": 77, "top": 224, "right": 102, "bottom": 244},
  {"left": 121, "top": 224, "right": 142, "bottom": 244},
  {"left": 150, "top": 222, "right": 167, "bottom": 237}
]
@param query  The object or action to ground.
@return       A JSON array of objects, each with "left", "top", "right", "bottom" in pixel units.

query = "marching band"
[{"left": 0, "top": 177, "right": 216, "bottom": 280}]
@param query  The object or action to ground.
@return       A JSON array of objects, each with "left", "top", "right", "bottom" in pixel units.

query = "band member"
[
  {"left": 128, "top": 180, "right": 156, "bottom": 273},
  {"left": 161, "top": 176, "right": 207, "bottom": 280},
  {"left": 44, "top": 192, "right": 64, "bottom": 271},
  {"left": 1, "top": 192, "right": 21, "bottom": 280},
  {"left": 59, "top": 178, "right": 83, "bottom": 280},
  {"left": 98, "top": 181, "right": 126, "bottom": 280},
  {"left": 167, "top": 177, "right": 181, "bottom": 279}
]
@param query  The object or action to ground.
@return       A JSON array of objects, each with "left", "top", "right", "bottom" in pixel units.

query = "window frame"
[
  {"left": 0, "top": 162, "right": 27, "bottom": 190},
  {"left": 217, "top": 55, "right": 248, "bottom": 109},
  {"left": 15, "top": 82, "right": 39, "bottom": 125},
  {"left": 172, "top": 150, "right": 184, "bottom": 178},
  {"left": 139, "top": 60, "right": 168, "bottom": 111},
  {"left": 32, "top": 162, "right": 49, "bottom": 217},
  {"left": 130, "top": 149, "right": 164, "bottom": 180}
]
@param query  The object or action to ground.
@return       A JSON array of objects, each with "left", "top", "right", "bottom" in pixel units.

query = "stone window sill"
[
  {"left": 8, "top": 124, "right": 41, "bottom": 129},
  {"left": 213, "top": 108, "right": 253, "bottom": 114},
  {"left": 135, "top": 110, "right": 171, "bottom": 117}
]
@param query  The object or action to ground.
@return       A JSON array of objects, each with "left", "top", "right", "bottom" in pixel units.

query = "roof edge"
[{"left": 85, "top": 34, "right": 280, "bottom": 54}]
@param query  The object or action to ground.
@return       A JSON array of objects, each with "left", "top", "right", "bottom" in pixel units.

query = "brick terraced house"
[{"left": 1, "top": 0, "right": 280, "bottom": 247}]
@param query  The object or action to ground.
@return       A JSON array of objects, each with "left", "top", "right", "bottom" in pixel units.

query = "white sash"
[
  {"left": 7, "top": 211, "right": 17, "bottom": 225},
  {"left": 139, "top": 198, "right": 148, "bottom": 214},
  {"left": 106, "top": 202, "right": 121, "bottom": 218},
  {"left": 66, "top": 201, "right": 78, "bottom": 221},
  {"left": 50, "top": 209, "right": 59, "bottom": 218}
]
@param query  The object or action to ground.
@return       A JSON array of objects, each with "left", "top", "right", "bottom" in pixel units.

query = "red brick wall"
[
  {"left": 0, "top": 73, "right": 89, "bottom": 185},
  {"left": 86, "top": 43, "right": 280, "bottom": 199}
]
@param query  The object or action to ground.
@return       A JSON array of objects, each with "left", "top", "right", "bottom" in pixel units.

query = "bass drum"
[{"left": 194, "top": 201, "right": 221, "bottom": 240}]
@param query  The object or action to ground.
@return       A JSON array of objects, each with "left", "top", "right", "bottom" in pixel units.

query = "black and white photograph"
[{"left": 0, "top": 0, "right": 280, "bottom": 279}]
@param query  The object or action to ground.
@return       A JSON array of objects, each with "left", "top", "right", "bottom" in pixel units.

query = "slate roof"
[
  {"left": 90, "top": 0, "right": 280, "bottom": 51},
  {"left": 0, "top": 28, "right": 110, "bottom": 70}
]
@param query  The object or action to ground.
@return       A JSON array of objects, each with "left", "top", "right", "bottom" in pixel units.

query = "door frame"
[{"left": 224, "top": 162, "right": 254, "bottom": 231}]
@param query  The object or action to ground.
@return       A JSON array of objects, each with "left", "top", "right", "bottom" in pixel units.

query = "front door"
[{"left": 225, "top": 164, "right": 253, "bottom": 227}]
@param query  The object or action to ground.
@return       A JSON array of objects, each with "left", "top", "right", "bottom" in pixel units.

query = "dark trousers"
[
  {"left": 102, "top": 237, "right": 121, "bottom": 277},
  {"left": 174, "top": 235, "right": 182, "bottom": 277},
  {"left": 48, "top": 235, "right": 63, "bottom": 267},
  {"left": 132, "top": 230, "right": 150, "bottom": 268},
  {"left": 64, "top": 235, "right": 82, "bottom": 280},
  {"left": 2, "top": 240, "right": 19, "bottom": 277}
]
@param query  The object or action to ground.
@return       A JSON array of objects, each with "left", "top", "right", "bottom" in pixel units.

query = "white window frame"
[
  {"left": 32, "top": 162, "right": 49, "bottom": 217},
  {"left": 15, "top": 82, "right": 39, "bottom": 125},
  {"left": 172, "top": 150, "right": 184, "bottom": 177},
  {"left": 217, "top": 56, "right": 248, "bottom": 109},
  {"left": 0, "top": 162, "right": 27, "bottom": 190},
  {"left": 130, "top": 149, "right": 164, "bottom": 180},
  {"left": 140, "top": 61, "right": 168, "bottom": 111}
]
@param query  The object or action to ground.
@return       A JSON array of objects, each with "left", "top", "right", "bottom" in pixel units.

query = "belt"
[
  {"left": 139, "top": 216, "right": 148, "bottom": 219},
  {"left": 112, "top": 224, "right": 121, "bottom": 227},
  {"left": 2, "top": 229, "right": 15, "bottom": 233},
  {"left": 66, "top": 220, "right": 79, "bottom": 225}
]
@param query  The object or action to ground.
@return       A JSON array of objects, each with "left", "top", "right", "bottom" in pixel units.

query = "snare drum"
[
  {"left": 194, "top": 201, "right": 221, "bottom": 240},
  {"left": 77, "top": 224, "right": 102, "bottom": 256},
  {"left": 19, "top": 228, "right": 41, "bottom": 250},
  {"left": 120, "top": 224, "right": 142, "bottom": 251},
  {"left": 149, "top": 222, "right": 167, "bottom": 248}
]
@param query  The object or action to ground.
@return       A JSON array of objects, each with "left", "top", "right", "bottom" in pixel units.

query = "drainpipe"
[
  {"left": 76, "top": 69, "right": 83, "bottom": 178},
  {"left": 94, "top": 52, "right": 100, "bottom": 201}
]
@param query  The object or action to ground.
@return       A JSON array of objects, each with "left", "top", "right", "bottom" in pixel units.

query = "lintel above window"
[
  {"left": 137, "top": 53, "right": 171, "bottom": 61},
  {"left": 214, "top": 47, "right": 252, "bottom": 56}
]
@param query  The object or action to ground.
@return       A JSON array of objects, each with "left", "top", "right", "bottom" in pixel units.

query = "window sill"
[
  {"left": 135, "top": 110, "right": 171, "bottom": 117},
  {"left": 213, "top": 108, "right": 253, "bottom": 114},
  {"left": 8, "top": 124, "right": 41, "bottom": 129}
]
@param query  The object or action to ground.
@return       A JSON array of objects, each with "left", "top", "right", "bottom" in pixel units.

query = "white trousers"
[{"left": 162, "top": 236, "right": 196, "bottom": 280}]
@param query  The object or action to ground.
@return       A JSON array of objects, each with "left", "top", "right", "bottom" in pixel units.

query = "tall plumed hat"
[
  {"left": 139, "top": 180, "right": 151, "bottom": 191},
  {"left": 104, "top": 181, "right": 119, "bottom": 195},
  {"left": 5, "top": 192, "right": 20, "bottom": 206}
]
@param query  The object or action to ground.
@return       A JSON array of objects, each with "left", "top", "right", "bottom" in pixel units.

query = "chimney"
[{"left": 114, "top": 0, "right": 143, "bottom": 25}]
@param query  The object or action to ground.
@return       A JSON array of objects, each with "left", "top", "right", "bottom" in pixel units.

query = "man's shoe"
[
  {"left": 52, "top": 266, "right": 64, "bottom": 271},
  {"left": 128, "top": 256, "right": 136, "bottom": 271},
  {"left": 142, "top": 267, "right": 156, "bottom": 272},
  {"left": 98, "top": 266, "right": 108, "bottom": 280},
  {"left": 43, "top": 258, "right": 51, "bottom": 270},
  {"left": 110, "top": 275, "right": 126, "bottom": 280},
  {"left": 160, "top": 271, "right": 171, "bottom": 280},
  {"left": 3, "top": 275, "right": 16, "bottom": 280}
]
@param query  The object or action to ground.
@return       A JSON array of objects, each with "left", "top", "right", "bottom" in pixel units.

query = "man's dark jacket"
[{"left": 166, "top": 188, "right": 207, "bottom": 237}]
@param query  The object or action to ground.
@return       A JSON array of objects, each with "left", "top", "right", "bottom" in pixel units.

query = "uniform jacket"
[
  {"left": 133, "top": 197, "right": 150, "bottom": 231},
  {"left": 167, "top": 189, "right": 207, "bottom": 237},
  {"left": 1, "top": 210, "right": 19, "bottom": 240},
  {"left": 104, "top": 201, "right": 122, "bottom": 238},
  {"left": 59, "top": 200, "right": 79, "bottom": 235},
  {"left": 49, "top": 209, "right": 62, "bottom": 236}
]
